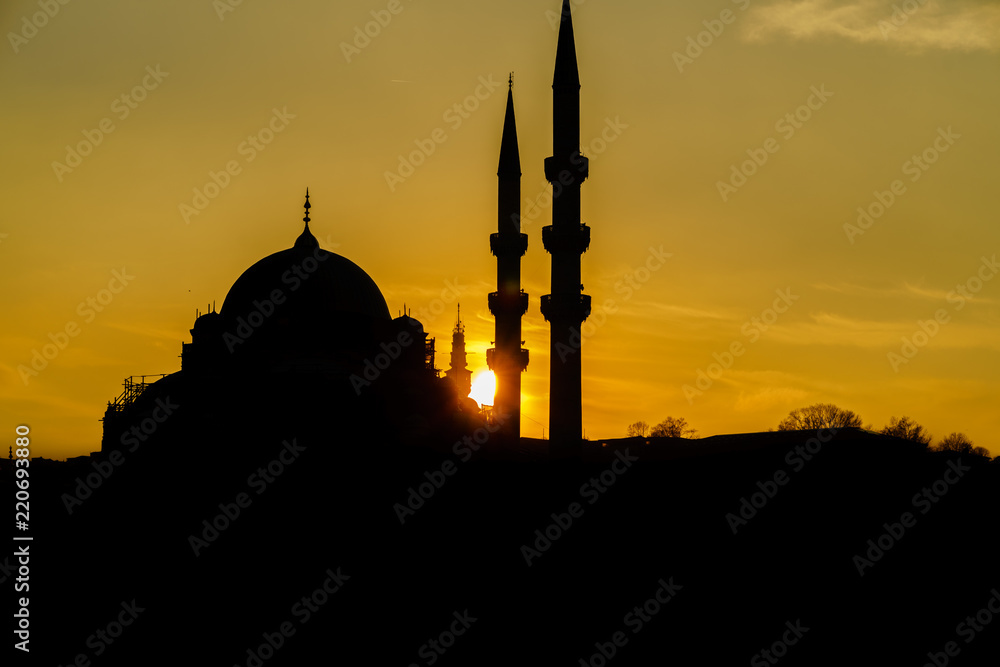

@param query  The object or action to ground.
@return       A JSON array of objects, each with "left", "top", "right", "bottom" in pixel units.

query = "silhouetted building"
[
  {"left": 101, "top": 192, "right": 457, "bottom": 454},
  {"left": 541, "top": 0, "right": 591, "bottom": 449},
  {"left": 444, "top": 305, "right": 472, "bottom": 400},
  {"left": 487, "top": 78, "right": 529, "bottom": 442},
  {"left": 34, "top": 8, "right": 1000, "bottom": 664}
]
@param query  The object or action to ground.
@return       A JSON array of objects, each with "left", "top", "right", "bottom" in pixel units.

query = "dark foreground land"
[{"left": 6, "top": 420, "right": 999, "bottom": 666}]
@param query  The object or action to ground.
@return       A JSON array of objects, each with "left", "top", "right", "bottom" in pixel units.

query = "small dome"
[{"left": 190, "top": 310, "right": 223, "bottom": 338}]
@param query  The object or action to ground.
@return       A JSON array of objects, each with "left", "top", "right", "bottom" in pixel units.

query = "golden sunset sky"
[{"left": 2, "top": 0, "right": 998, "bottom": 458}]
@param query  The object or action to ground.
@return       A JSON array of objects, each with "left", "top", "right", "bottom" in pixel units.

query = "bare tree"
[
  {"left": 880, "top": 415, "right": 931, "bottom": 445},
  {"left": 935, "top": 432, "right": 991, "bottom": 458},
  {"left": 626, "top": 421, "right": 649, "bottom": 438},
  {"left": 938, "top": 432, "right": 975, "bottom": 454},
  {"left": 650, "top": 416, "right": 697, "bottom": 438},
  {"left": 777, "top": 403, "right": 863, "bottom": 431}
]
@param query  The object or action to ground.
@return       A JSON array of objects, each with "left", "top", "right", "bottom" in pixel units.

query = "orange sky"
[{"left": 2, "top": 0, "right": 998, "bottom": 458}]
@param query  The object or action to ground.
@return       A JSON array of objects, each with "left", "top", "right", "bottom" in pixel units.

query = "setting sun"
[{"left": 469, "top": 371, "right": 496, "bottom": 407}]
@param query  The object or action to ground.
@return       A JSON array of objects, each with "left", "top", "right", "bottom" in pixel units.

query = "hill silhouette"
[{"left": 11, "top": 419, "right": 999, "bottom": 665}]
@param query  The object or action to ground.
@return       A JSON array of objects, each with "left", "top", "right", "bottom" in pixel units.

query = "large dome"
[{"left": 220, "top": 225, "right": 391, "bottom": 323}]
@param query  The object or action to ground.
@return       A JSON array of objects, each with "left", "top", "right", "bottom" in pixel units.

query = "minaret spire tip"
[
  {"left": 303, "top": 187, "right": 311, "bottom": 225},
  {"left": 553, "top": 0, "right": 580, "bottom": 88},
  {"left": 497, "top": 74, "right": 521, "bottom": 178}
]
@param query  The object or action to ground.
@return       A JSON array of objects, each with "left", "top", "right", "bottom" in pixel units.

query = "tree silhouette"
[
  {"left": 626, "top": 421, "right": 649, "bottom": 437},
  {"left": 881, "top": 415, "right": 931, "bottom": 445},
  {"left": 777, "top": 403, "right": 862, "bottom": 431},
  {"left": 938, "top": 432, "right": 974, "bottom": 454},
  {"left": 650, "top": 416, "right": 697, "bottom": 438},
  {"left": 938, "top": 432, "right": 991, "bottom": 458}
]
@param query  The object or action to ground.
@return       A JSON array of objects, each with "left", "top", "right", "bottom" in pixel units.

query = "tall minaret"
[
  {"left": 541, "top": 0, "right": 590, "bottom": 448},
  {"left": 487, "top": 76, "right": 529, "bottom": 440},
  {"left": 445, "top": 305, "right": 472, "bottom": 401}
]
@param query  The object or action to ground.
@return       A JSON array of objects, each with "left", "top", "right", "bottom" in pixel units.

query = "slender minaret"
[
  {"left": 444, "top": 305, "right": 472, "bottom": 400},
  {"left": 487, "top": 76, "right": 529, "bottom": 440},
  {"left": 541, "top": 0, "right": 590, "bottom": 449}
]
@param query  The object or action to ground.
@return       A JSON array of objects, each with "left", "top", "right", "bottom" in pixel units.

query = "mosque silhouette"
[
  {"left": 101, "top": 188, "right": 469, "bottom": 458},
  {"left": 101, "top": 0, "right": 590, "bottom": 456},
  {"left": 13, "top": 2, "right": 999, "bottom": 665}
]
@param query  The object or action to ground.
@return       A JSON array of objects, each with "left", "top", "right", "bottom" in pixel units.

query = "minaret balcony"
[
  {"left": 490, "top": 232, "right": 528, "bottom": 258},
  {"left": 488, "top": 291, "right": 530, "bottom": 317},
  {"left": 540, "top": 294, "right": 592, "bottom": 323},
  {"left": 517, "top": 348, "right": 529, "bottom": 371},
  {"left": 542, "top": 223, "right": 591, "bottom": 255},
  {"left": 544, "top": 153, "right": 589, "bottom": 185},
  {"left": 486, "top": 347, "right": 530, "bottom": 372}
]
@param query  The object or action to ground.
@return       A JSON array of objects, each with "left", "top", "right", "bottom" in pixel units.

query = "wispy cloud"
[
  {"left": 743, "top": 0, "right": 1000, "bottom": 52},
  {"left": 812, "top": 281, "right": 998, "bottom": 304},
  {"left": 733, "top": 385, "right": 813, "bottom": 413},
  {"left": 761, "top": 311, "right": 1000, "bottom": 350}
]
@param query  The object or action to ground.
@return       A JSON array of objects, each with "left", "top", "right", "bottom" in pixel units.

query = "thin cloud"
[
  {"left": 742, "top": 0, "right": 1000, "bottom": 52},
  {"left": 763, "top": 311, "right": 1000, "bottom": 350},
  {"left": 733, "top": 385, "right": 812, "bottom": 413},
  {"left": 644, "top": 301, "right": 734, "bottom": 321},
  {"left": 812, "top": 281, "right": 998, "bottom": 304}
]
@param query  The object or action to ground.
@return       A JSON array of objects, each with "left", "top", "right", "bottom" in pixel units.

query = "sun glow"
[{"left": 469, "top": 371, "right": 496, "bottom": 407}]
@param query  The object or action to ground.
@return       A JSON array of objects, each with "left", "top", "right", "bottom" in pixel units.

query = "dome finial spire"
[{"left": 294, "top": 187, "right": 319, "bottom": 249}]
